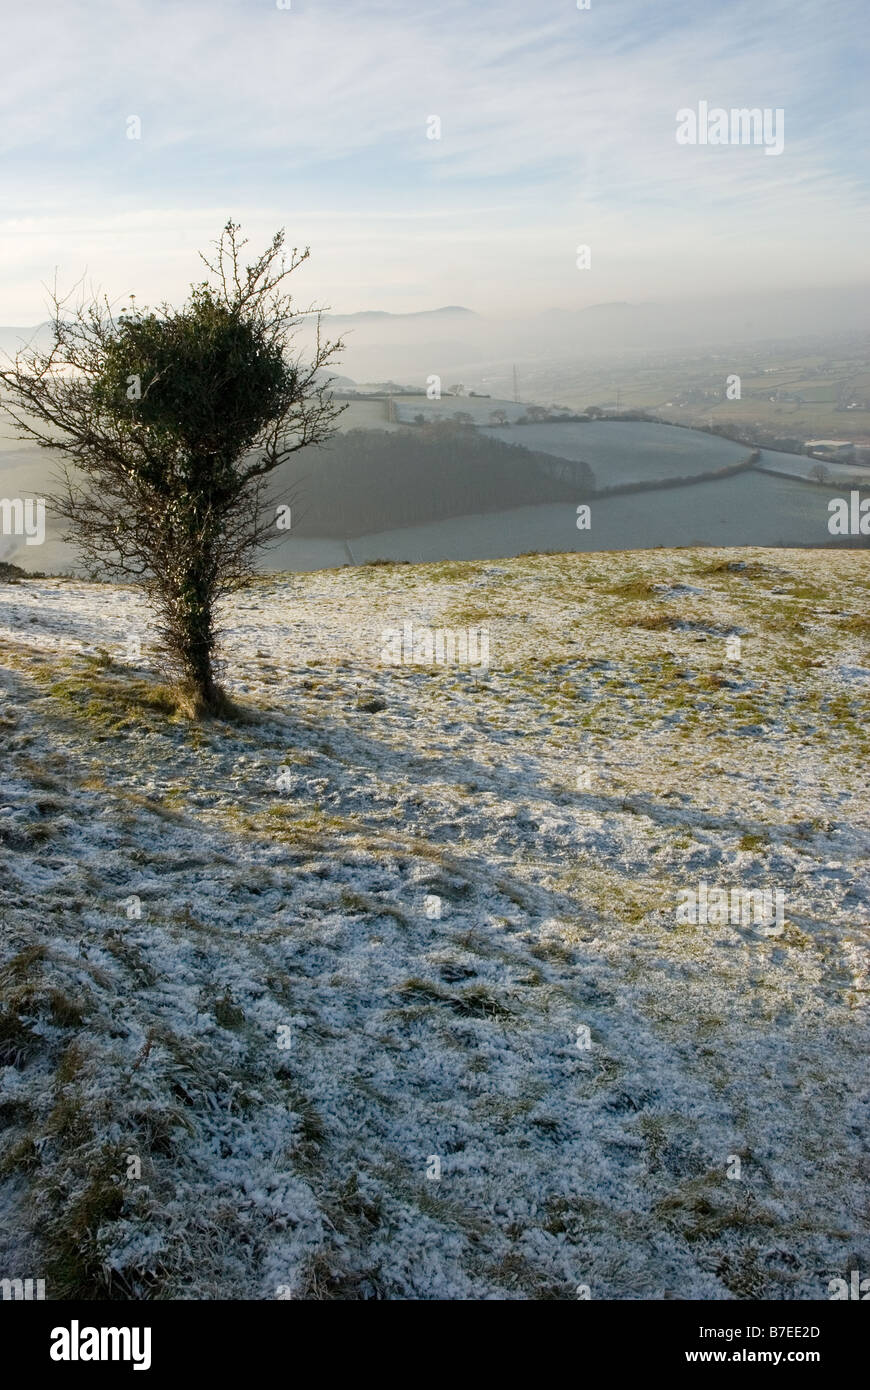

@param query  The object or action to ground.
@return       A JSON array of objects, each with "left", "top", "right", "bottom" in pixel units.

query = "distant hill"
[
  {"left": 579, "top": 301, "right": 634, "bottom": 313},
  {"left": 321, "top": 306, "right": 476, "bottom": 324},
  {"left": 0, "top": 324, "right": 53, "bottom": 355}
]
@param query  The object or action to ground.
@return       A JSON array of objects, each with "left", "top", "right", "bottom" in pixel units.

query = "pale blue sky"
[{"left": 0, "top": 0, "right": 867, "bottom": 321}]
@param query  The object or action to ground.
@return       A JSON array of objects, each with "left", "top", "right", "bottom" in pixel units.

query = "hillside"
[
  {"left": 0, "top": 548, "right": 868, "bottom": 1299},
  {"left": 282, "top": 425, "right": 594, "bottom": 537}
]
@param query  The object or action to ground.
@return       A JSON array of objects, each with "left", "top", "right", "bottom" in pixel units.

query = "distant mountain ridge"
[
  {"left": 0, "top": 307, "right": 477, "bottom": 351},
  {"left": 0, "top": 324, "right": 53, "bottom": 355},
  {"left": 320, "top": 305, "right": 476, "bottom": 323}
]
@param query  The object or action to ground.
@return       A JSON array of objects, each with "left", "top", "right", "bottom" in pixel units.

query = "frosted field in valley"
[
  {"left": 289, "top": 471, "right": 840, "bottom": 568},
  {"left": 1, "top": 425, "right": 841, "bottom": 576},
  {"left": 756, "top": 449, "right": 870, "bottom": 486},
  {"left": 0, "top": 548, "right": 867, "bottom": 1298},
  {"left": 478, "top": 420, "right": 751, "bottom": 486}
]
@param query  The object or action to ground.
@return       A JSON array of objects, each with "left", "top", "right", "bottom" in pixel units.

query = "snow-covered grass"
[{"left": 0, "top": 547, "right": 867, "bottom": 1300}]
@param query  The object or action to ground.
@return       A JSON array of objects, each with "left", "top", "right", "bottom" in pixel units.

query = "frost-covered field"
[
  {"left": 757, "top": 448, "right": 870, "bottom": 485},
  {"left": 0, "top": 548, "right": 868, "bottom": 1300},
  {"left": 478, "top": 419, "right": 749, "bottom": 485}
]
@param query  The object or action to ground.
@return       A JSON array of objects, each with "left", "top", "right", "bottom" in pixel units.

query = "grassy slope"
[{"left": 0, "top": 547, "right": 868, "bottom": 1299}]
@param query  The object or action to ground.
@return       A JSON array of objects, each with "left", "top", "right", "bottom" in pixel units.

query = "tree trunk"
[{"left": 171, "top": 546, "right": 221, "bottom": 715}]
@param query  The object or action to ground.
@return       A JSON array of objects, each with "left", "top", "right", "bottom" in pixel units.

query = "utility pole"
[{"left": 513, "top": 364, "right": 519, "bottom": 404}]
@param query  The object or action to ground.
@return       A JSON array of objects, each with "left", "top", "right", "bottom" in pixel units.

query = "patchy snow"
[{"left": 0, "top": 546, "right": 867, "bottom": 1299}]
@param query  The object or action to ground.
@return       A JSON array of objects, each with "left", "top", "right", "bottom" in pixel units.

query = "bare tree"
[{"left": 0, "top": 221, "right": 344, "bottom": 715}]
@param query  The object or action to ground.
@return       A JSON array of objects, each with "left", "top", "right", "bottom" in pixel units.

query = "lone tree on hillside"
[{"left": 0, "top": 221, "right": 344, "bottom": 715}]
